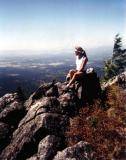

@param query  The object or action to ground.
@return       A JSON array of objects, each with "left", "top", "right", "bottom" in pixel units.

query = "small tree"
[
  {"left": 112, "top": 34, "right": 125, "bottom": 70},
  {"left": 104, "top": 59, "right": 119, "bottom": 80},
  {"left": 104, "top": 34, "right": 125, "bottom": 81},
  {"left": 113, "top": 34, "right": 122, "bottom": 57}
]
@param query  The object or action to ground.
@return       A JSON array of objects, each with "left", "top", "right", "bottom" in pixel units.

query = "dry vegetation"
[{"left": 66, "top": 85, "right": 126, "bottom": 160}]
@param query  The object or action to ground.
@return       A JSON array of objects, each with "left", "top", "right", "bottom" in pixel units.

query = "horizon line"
[{"left": 0, "top": 45, "right": 114, "bottom": 52}]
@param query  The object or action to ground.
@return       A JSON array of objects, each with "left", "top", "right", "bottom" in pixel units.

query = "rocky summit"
[
  {"left": 0, "top": 70, "right": 101, "bottom": 160},
  {"left": 0, "top": 68, "right": 126, "bottom": 160}
]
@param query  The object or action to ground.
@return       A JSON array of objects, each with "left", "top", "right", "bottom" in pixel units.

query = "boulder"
[
  {"left": 102, "top": 71, "right": 126, "bottom": 89},
  {"left": 0, "top": 97, "right": 6, "bottom": 113},
  {"left": 25, "top": 82, "right": 55, "bottom": 109},
  {"left": 27, "top": 135, "right": 62, "bottom": 160},
  {"left": 0, "top": 101, "right": 26, "bottom": 127},
  {"left": 0, "top": 93, "right": 26, "bottom": 153},
  {"left": 53, "top": 141, "right": 94, "bottom": 160},
  {"left": 0, "top": 113, "right": 68, "bottom": 160},
  {"left": 81, "top": 70, "right": 101, "bottom": 104},
  {"left": 56, "top": 82, "right": 67, "bottom": 95},
  {"left": 19, "top": 97, "right": 61, "bottom": 127},
  {"left": 46, "top": 85, "right": 59, "bottom": 97},
  {"left": 0, "top": 93, "right": 19, "bottom": 113},
  {"left": 59, "top": 91, "right": 79, "bottom": 116}
]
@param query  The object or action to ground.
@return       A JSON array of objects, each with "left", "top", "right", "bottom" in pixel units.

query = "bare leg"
[
  {"left": 69, "top": 69, "right": 77, "bottom": 79},
  {"left": 66, "top": 69, "right": 77, "bottom": 81},
  {"left": 67, "top": 72, "right": 84, "bottom": 87}
]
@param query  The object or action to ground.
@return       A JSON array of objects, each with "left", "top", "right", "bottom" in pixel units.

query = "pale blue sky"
[{"left": 0, "top": 0, "right": 125, "bottom": 51}]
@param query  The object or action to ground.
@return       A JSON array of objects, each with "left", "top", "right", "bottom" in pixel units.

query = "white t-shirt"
[{"left": 76, "top": 55, "right": 86, "bottom": 71}]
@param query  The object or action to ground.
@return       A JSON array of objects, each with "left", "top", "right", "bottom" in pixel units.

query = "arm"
[{"left": 78, "top": 56, "right": 88, "bottom": 72}]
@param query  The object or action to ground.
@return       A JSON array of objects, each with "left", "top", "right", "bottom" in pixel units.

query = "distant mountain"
[{"left": 0, "top": 45, "right": 112, "bottom": 59}]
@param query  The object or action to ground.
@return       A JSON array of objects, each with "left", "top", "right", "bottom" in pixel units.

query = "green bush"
[{"left": 104, "top": 59, "right": 119, "bottom": 80}]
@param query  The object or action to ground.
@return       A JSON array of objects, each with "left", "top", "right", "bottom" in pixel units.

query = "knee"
[{"left": 69, "top": 69, "right": 75, "bottom": 74}]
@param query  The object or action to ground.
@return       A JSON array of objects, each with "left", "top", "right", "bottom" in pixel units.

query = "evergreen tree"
[
  {"left": 104, "top": 59, "right": 119, "bottom": 80},
  {"left": 113, "top": 34, "right": 122, "bottom": 57},
  {"left": 112, "top": 34, "right": 125, "bottom": 70},
  {"left": 104, "top": 34, "right": 125, "bottom": 81}
]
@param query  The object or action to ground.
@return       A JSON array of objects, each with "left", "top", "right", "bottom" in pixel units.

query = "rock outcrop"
[
  {"left": 0, "top": 82, "right": 79, "bottom": 160},
  {"left": 53, "top": 141, "right": 94, "bottom": 160},
  {"left": 27, "top": 135, "right": 62, "bottom": 160},
  {"left": 81, "top": 69, "right": 101, "bottom": 104},
  {"left": 0, "top": 73, "right": 100, "bottom": 159},
  {"left": 0, "top": 93, "right": 26, "bottom": 153},
  {"left": 102, "top": 71, "right": 126, "bottom": 89}
]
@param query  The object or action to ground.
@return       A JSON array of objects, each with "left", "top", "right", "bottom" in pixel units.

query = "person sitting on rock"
[{"left": 66, "top": 46, "right": 88, "bottom": 88}]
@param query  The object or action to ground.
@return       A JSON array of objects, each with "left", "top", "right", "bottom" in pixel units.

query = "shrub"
[
  {"left": 104, "top": 59, "right": 119, "bottom": 81},
  {"left": 66, "top": 85, "right": 126, "bottom": 160}
]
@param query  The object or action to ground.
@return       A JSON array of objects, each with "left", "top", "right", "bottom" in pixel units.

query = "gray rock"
[
  {"left": 0, "top": 93, "right": 26, "bottom": 153},
  {"left": 102, "top": 71, "right": 126, "bottom": 89},
  {"left": 27, "top": 135, "right": 62, "bottom": 160},
  {"left": 53, "top": 141, "right": 94, "bottom": 160},
  {"left": 0, "top": 97, "right": 6, "bottom": 113},
  {"left": 58, "top": 92, "right": 79, "bottom": 116},
  {"left": 0, "top": 101, "right": 26, "bottom": 126},
  {"left": 0, "top": 93, "right": 19, "bottom": 113},
  {"left": 46, "top": 85, "right": 59, "bottom": 97},
  {"left": 0, "top": 80, "right": 99, "bottom": 160},
  {"left": 19, "top": 97, "right": 61, "bottom": 127},
  {"left": 0, "top": 113, "right": 68, "bottom": 160},
  {"left": 56, "top": 82, "right": 68, "bottom": 95},
  {"left": 25, "top": 82, "right": 55, "bottom": 109},
  {"left": 27, "top": 156, "right": 37, "bottom": 160}
]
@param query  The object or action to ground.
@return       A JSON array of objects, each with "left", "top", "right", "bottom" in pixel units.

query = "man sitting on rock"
[{"left": 66, "top": 46, "right": 88, "bottom": 88}]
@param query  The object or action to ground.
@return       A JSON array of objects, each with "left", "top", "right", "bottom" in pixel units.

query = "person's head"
[{"left": 75, "top": 46, "right": 84, "bottom": 56}]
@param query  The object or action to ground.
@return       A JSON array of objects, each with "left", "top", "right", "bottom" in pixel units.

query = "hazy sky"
[{"left": 0, "top": 0, "right": 125, "bottom": 51}]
